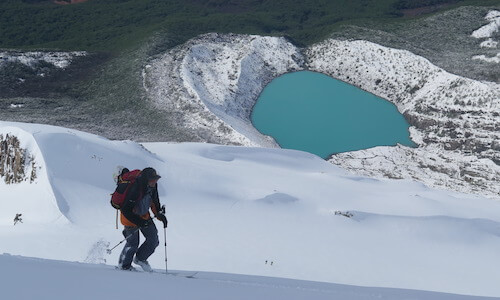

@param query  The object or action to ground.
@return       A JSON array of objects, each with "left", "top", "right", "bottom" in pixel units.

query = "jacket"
[{"left": 120, "top": 174, "right": 161, "bottom": 227}]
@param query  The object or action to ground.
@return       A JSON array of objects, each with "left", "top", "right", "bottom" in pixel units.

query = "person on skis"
[{"left": 118, "top": 167, "right": 168, "bottom": 271}]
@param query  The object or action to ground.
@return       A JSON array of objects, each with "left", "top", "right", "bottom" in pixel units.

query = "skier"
[
  {"left": 118, "top": 167, "right": 168, "bottom": 271},
  {"left": 13, "top": 213, "right": 23, "bottom": 225}
]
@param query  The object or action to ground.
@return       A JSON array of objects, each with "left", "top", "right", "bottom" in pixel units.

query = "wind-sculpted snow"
[
  {"left": 2, "top": 121, "right": 500, "bottom": 296},
  {"left": 145, "top": 32, "right": 499, "bottom": 199},
  {"left": 0, "top": 121, "right": 161, "bottom": 225},
  {"left": 0, "top": 125, "right": 61, "bottom": 224}
]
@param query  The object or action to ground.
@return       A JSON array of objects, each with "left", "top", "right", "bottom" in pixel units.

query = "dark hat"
[
  {"left": 120, "top": 167, "right": 130, "bottom": 175},
  {"left": 142, "top": 167, "right": 161, "bottom": 180}
]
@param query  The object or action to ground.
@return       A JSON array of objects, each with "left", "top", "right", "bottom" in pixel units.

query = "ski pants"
[{"left": 119, "top": 221, "right": 159, "bottom": 269}]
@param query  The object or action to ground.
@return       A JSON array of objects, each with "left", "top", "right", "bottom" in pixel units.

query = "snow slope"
[
  {"left": 2, "top": 254, "right": 496, "bottom": 300},
  {"left": 2, "top": 121, "right": 500, "bottom": 297}
]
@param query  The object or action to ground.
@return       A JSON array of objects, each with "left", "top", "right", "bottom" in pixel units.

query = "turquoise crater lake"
[{"left": 251, "top": 71, "right": 416, "bottom": 158}]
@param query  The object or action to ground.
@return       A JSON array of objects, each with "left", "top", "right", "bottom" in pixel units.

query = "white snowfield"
[
  {"left": 1, "top": 254, "right": 497, "bottom": 300},
  {"left": 145, "top": 29, "right": 500, "bottom": 199},
  {"left": 2, "top": 121, "right": 500, "bottom": 298}
]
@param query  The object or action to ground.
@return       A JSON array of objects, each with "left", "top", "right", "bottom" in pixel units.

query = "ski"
[
  {"left": 166, "top": 271, "right": 199, "bottom": 279},
  {"left": 115, "top": 266, "right": 198, "bottom": 278}
]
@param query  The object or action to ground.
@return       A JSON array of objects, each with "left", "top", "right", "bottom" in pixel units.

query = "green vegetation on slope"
[{"left": 0, "top": 0, "right": 497, "bottom": 51}]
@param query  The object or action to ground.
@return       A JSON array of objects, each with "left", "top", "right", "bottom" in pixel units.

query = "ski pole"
[
  {"left": 107, "top": 216, "right": 157, "bottom": 254},
  {"left": 160, "top": 205, "right": 168, "bottom": 275},
  {"left": 106, "top": 226, "right": 141, "bottom": 254},
  {"left": 164, "top": 227, "right": 168, "bottom": 275}
]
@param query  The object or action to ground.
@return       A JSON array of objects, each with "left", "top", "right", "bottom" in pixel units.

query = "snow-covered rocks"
[
  {"left": 472, "top": 52, "right": 500, "bottom": 63},
  {"left": 0, "top": 133, "right": 37, "bottom": 184},
  {"left": 144, "top": 33, "right": 304, "bottom": 147},
  {"left": 0, "top": 51, "right": 87, "bottom": 70},
  {"left": 479, "top": 38, "right": 498, "bottom": 49},
  {"left": 471, "top": 10, "right": 500, "bottom": 39},
  {"left": 471, "top": 10, "right": 500, "bottom": 63},
  {"left": 329, "top": 144, "right": 499, "bottom": 197},
  {"left": 306, "top": 38, "right": 500, "bottom": 199}
]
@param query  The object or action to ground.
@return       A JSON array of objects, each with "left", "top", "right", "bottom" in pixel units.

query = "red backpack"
[{"left": 110, "top": 169, "right": 141, "bottom": 209}]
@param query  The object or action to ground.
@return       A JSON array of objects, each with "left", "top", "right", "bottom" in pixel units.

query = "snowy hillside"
[
  {"left": 2, "top": 121, "right": 500, "bottom": 297},
  {"left": 144, "top": 33, "right": 303, "bottom": 147},
  {"left": 2, "top": 254, "right": 496, "bottom": 300}
]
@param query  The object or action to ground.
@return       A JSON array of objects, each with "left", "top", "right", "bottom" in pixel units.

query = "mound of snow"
[{"left": 0, "top": 121, "right": 162, "bottom": 226}]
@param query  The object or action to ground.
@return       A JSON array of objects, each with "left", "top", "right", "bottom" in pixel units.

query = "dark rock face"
[{"left": 0, "top": 134, "right": 36, "bottom": 184}]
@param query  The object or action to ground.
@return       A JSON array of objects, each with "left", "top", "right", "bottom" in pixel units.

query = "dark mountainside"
[{"left": 0, "top": 0, "right": 498, "bottom": 142}]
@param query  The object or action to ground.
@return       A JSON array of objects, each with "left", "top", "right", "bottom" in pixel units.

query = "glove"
[{"left": 157, "top": 214, "right": 168, "bottom": 228}]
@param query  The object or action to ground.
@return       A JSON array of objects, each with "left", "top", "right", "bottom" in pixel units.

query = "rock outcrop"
[{"left": 0, "top": 134, "right": 37, "bottom": 184}]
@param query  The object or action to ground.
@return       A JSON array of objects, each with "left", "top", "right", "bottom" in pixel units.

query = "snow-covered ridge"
[
  {"left": 0, "top": 51, "right": 87, "bottom": 69},
  {"left": 144, "top": 33, "right": 303, "bottom": 147},
  {"left": 0, "top": 121, "right": 157, "bottom": 225},
  {"left": 145, "top": 32, "right": 499, "bottom": 199},
  {"left": 2, "top": 120, "right": 500, "bottom": 296},
  {"left": 0, "top": 125, "right": 60, "bottom": 224}
]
